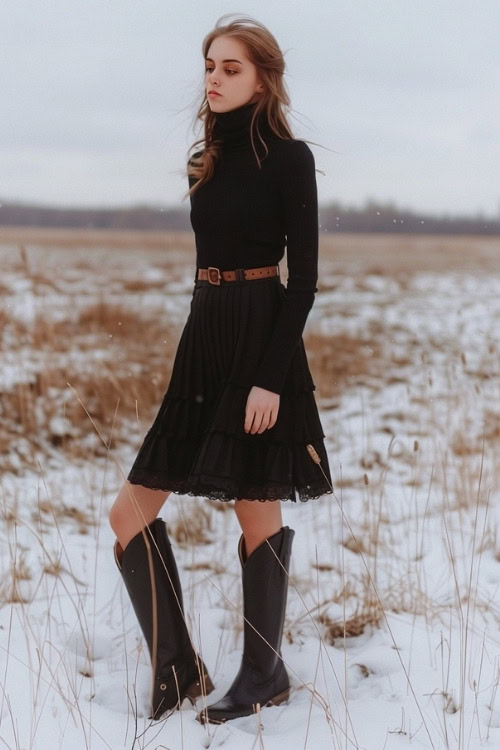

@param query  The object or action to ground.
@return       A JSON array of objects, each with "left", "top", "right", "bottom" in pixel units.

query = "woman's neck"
[{"left": 213, "top": 101, "right": 273, "bottom": 151}]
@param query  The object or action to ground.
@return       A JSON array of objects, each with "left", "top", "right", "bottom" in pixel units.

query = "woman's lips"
[{"left": 208, "top": 91, "right": 222, "bottom": 97}]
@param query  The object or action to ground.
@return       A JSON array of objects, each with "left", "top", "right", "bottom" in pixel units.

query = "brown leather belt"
[{"left": 197, "top": 264, "right": 279, "bottom": 285}]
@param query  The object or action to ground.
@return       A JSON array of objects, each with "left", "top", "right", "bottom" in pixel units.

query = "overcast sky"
[{"left": 1, "top": 1, "right": 499, "bottom": 217}]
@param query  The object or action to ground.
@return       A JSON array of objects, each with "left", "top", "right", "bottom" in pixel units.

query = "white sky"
[{"left": 1, "top": 0, "right": 499, "bottom": 217}]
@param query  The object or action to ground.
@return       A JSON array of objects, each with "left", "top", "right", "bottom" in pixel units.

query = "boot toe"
[
  {"left": 196, "top": 695, "right": 249, "bottom": 724},
  {"left": 195, "top": 682, "right": 291, "bottom": 724}
]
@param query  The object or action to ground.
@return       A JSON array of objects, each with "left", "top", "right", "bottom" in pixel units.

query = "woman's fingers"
[
  {"left": 256, "top": 409, "right": 272, "bottom": 434},
  {"left": 244, "top": 386, "right": 280, "bottom": 433},
  {"left": 268, "top": 406, "right": 278, "bottom": 430},
  {"left": 245, "top": 407, "right": 263, "bottom": 434},
  {"left": 245, "top": 407, "right": 276, "bottom": 434}
]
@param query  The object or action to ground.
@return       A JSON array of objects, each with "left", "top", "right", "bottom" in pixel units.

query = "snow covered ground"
[{"left": 1, "top": 235, "right": 500, "bottom": 749}]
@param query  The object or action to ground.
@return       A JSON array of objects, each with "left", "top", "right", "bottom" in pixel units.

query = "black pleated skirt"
[{"left": 126, "top": 273, "right": 333, "bottom": 502}]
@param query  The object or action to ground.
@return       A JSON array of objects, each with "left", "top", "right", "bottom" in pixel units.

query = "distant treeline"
[{"left": 0, "top": 199, "right": 499, "bottom": 235}]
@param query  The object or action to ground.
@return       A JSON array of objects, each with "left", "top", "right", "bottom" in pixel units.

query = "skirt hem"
[{"left": 126, "top": 469, "right": 333, "bottom": 503}]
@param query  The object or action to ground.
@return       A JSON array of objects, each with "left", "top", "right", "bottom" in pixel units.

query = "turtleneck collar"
[{"left": 212, "top": 100, "right": 274, "bottom": 151}]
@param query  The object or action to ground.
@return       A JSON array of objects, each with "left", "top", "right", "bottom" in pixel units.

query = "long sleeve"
[{"left": 252, "top": 140, "right": 319, "bottom": 395}]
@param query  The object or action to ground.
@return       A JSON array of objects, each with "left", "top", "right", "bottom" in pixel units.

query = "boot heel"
[
  {"left": 268, "top": 687, "right": 290, "bottom": 706},
  {"left": 184, "top": 672, "right": 216, "bottom": 705}
]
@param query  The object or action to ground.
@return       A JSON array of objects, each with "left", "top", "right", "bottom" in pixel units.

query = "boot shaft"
[
  {"left": 240, "top": 526, "right": 295, "bottom": 674},
  {"left": 115, "top": 519, "right": 190, "bottom": 659},
  {"left": 113, "top": 518, "right": 216, "bottom": 719}
]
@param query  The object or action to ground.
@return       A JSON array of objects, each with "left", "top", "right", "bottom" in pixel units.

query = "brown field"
[
  {"left": 1, "top": 225, "right": 499, "bottom": 272},
  {"left": 1, "top": 228, "right": 499, "bottom": 474},
  {"left": 1, "top": 228, "right": 500, "bottom": 746}
]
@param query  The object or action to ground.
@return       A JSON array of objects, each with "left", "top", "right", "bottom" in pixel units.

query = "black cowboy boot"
[
  {"left": 114, "top": 517, "right": 215, "bottom": 720},
  {"left": 196, "top": 525, "right": 295, "bottom": 724}
]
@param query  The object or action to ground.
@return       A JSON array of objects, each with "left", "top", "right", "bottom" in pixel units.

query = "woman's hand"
[{"left": 244, "top": 386, "right": 280, "bottom": 434}]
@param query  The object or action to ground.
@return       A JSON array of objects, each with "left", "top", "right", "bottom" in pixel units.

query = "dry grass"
[
  {"left": 0, "top": 315, "right": 380, "bottom": 472},
  {"left": 0, "top": 227, "right": 195, "bottom": 251},
  {"left": 318, "top": 232, "right": 500, "bottom": 274},
  {"left": 307, "top": 330, "right": 384, "bottom": 399},
  {"left": 0, "top": 236, "right": 391, "bottom": 474}
]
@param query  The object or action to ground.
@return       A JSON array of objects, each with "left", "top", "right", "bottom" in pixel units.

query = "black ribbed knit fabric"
[{"left": 188, "top": 100, "right": 318, "bottom": 396}]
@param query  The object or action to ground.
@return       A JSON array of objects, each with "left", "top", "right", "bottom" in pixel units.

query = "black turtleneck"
[{"left": 188, "top": 100, "right": 319, "bottom": 396}]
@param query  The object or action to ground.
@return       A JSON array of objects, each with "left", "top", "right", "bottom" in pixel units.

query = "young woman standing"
[{"left": 109, "top": 14, "right": 332, "bottom": 724}]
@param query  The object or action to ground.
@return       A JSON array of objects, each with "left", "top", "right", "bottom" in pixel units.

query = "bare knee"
[
  {"left": 234, "top": 498, "right": 283, "bottom": 528},
  {"left": 109, "top": 480, "right": 171, "bottom": 547},
  {"left": 233, "top": 499, "right": 283, "bottom": 557}
]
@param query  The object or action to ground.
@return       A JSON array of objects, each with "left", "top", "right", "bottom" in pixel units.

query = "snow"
[{"left": 1, "top": 239, "right": 500, "bottom": 748}]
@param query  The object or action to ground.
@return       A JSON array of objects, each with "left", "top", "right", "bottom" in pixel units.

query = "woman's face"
[{"left": 205, "top": 36, "right": 263, "bottom": 113}]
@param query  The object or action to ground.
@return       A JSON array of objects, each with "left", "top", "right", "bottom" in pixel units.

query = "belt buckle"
[{"left": 207, "top": 266, "right": 221, "bottom": 285}]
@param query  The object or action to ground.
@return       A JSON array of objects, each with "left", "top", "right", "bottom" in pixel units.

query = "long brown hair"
[{"left": 185, "top": 14, "right": 301, "bottom": 199}]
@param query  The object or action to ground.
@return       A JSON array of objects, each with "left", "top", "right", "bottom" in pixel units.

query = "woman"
[{"left": 109, "top": 14, "right": 332, "bottom": 725}]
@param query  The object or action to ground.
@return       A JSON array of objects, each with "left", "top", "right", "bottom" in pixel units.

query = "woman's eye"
[{"left": 205, "top": 68, "right": 237, "bottom": 75}]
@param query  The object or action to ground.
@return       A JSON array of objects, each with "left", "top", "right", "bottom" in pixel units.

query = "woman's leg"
[
  {"left": 109, "top": 481, "right": 215, "bottom": 718},
  {"left": 109, "top": 480, "right": 171, "bottom": 552},
  {"left": 197, "top": 500, "right": 293, "bottom": 723},
  {"left": 233, "top": 499, "right": 283, "bottom": 557}
]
